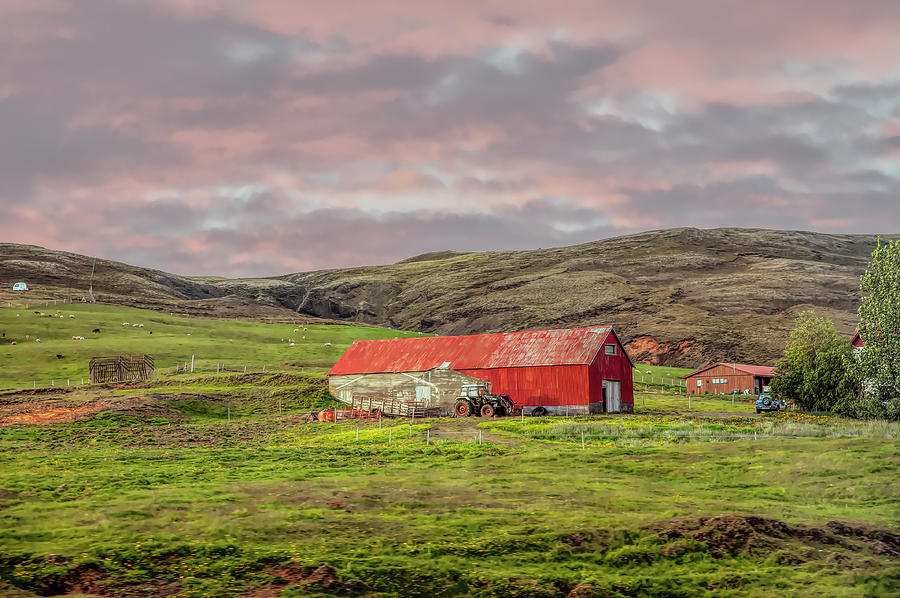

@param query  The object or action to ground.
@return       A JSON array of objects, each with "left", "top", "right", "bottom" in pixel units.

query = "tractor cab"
[{"left": 460, "top": 384, "right": 489, "bottom": 398}]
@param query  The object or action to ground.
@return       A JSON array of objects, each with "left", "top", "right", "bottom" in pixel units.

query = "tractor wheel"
[
  {"left": 531, "top": 406, "right": 548, "bottom": 417},
  {"left": 455, "top": 400, "right": 472, "bottom": 417},
  {"left": 494, "top": 405, "right": 507, "bottom": 417},
  {"left": 480, "top": 404, "right": 495, "bottom": 417}
]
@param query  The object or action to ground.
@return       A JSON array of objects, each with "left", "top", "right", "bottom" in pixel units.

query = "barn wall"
[
  {"left": 589, "top": 334, "right": 635, "bottom": 413},
  {"left": 456, "top": 364, "right": 591, "bottom": 414},
  {"left": 328, "top": 369, "right": 485, "bottom": 414},
  {"left": 685, "top": 364, "right": 756, "bottom": 394}
]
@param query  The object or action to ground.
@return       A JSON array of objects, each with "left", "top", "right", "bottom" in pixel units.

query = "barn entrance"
[{"left": 603, "top": 380, "right": 621, "bottom": 412}]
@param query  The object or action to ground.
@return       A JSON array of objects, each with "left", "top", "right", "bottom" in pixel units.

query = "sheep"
[
  {"left": 92, "top": 328, "right": 100, "bottom": 333},
  {"left": 56, "top": 354, "right": 63, "bottom": 359},
  {"left": 289, "top": 342, "right": 295, "bottom": 347},
  {"left": 323, "top": 342, "right": 332, "bottom": 347},
  {"left": 122, "top": 322, "right": 129, "bottom": 326},
  {"left": 132, "top": 323, "right": 139, "bottom": 327},
  {"left": 69, "top": 314, "right": 75, "bottom": 318},
  {"left": 138, "top": 324, "right": 144, "bottom": 328},
  {"left": 10, "top": 341, "right": 16, "bottom": 346},
  {"left": 293, "top": 328, "right": 299, "bottom": 332},
  {"left": 35, "top": 338, "right": 41, "bottom": 343}
]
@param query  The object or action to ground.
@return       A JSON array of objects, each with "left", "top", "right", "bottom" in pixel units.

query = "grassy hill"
[
  {"left": 0, "top": 303, "right": 424, "bottom": 390},
  {"left": 4, "top": 227, "right": 896, "bottom": 367}
]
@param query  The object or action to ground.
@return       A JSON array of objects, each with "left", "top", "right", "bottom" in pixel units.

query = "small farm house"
[
  {"left": 682, "top": 363, "right": 774, "bottom": 395},
  {"left": 327, "top": 326, "right": 635, "bottom": 415}
]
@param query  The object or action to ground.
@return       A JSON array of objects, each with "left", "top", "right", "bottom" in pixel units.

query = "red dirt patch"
[{"left": 1, "top": 403, "right": 103, "bottom": 425}]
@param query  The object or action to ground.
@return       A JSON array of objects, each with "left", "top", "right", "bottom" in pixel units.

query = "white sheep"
[
  {"left": 289, "top": 342, "right": 295, "bottom": 347},
  {"left": 122, "top": 322, "right": 129, "bottom": 326},
  {"left": 69, "top": 314, "right": 75, "bottom": 318},
  {"left": 132, "top": 323, "right": 139, "bottom": 327},
  {"left": 138, "top": 324, "right": 144, "bottom": 328},
  {"left": 10, "top": 341, "right": 16, "bottom": 345},
  {"left": 293, "top": 328, "right": 299, "bottom": 332},
  {"left": 35, "top": 338, "right": 41, "bottom": 343},
  {"left": 323, "top": 342, "right": 332, "bottom": 347}
]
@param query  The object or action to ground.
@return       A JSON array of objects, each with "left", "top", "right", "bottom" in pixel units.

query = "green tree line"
[{"left": 772, "top": 238, "right": 900, "bottom": 420}]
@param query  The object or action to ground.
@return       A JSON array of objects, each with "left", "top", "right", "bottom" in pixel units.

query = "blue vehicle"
[{"left": 756, "top": 392, "right": 785, "bottom": 413}]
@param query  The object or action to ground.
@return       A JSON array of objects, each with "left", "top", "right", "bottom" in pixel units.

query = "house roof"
[
  {"left": 682, "top": 362, "right": 775, "bottom": 379},
  {"left": 328, "top": 326, "right": 630, "bottom": 375},
  {"left": 850, "top": 332, "right": 864, "bottom": 347}
]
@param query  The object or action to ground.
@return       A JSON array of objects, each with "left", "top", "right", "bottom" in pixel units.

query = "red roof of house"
[
  {"left": 850, "top": 332, "right": 864, "bottom": 347},
  {"left": 682, "top": 363, "right": 775, "bottom": 378},
  {"left": 328, "top": 326, "right": 627, "bottom": 375}
]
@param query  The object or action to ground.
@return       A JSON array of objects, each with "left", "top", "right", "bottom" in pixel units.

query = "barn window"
[
  {"left": 721, "top": 378, "right": 727, "bottom": 383},
  {"left": 604, "top": 344, "right": 617, "bottom": 355}
]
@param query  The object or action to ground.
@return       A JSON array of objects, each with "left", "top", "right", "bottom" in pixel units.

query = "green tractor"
[{"left": 453, "top": 384, "right": 519, "bottom": 417}]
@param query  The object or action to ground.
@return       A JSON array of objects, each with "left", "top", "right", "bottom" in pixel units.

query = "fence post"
[
  {"left": 582, "top": 430, "right": 585, "bottom": 450},
  {"left": 426, "top": 429, "right": 430, "bottom": 445},
  {"left": 356, "top": 427, "right": 359, "bottom": 441},
  {"left": 389, "top": 428, "right": 392, "bottom": 443},
  {"left": 190, "top": 355, "right": 194, "bottom": 373},
  {"left": 228, "top": 407, "right": 231, "bottom": 423}
]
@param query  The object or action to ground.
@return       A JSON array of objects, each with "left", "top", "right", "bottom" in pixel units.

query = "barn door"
[
  {"left": 415, "top": 386, "right": 431, "bottom": 404},
  {"left": 603, "top": 380, "right": 621, "bottom": 412}
]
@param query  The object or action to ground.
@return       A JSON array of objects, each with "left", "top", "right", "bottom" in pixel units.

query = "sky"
[{"left": 1, "top": 0, "right": 899, "bottom": 277}]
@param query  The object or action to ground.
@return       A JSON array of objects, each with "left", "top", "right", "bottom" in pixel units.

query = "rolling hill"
[{"left": 1, "top": 228, "right": 892, "bottom": 366}]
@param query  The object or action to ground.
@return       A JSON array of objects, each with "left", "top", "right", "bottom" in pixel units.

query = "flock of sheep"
[{"left": 281, "top": 326, "right": 332, "bottom": 348}]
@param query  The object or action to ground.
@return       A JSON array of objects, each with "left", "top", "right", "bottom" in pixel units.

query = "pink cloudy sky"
[{"left": 1, "top": 1, "right": 898, "bottom": 276}]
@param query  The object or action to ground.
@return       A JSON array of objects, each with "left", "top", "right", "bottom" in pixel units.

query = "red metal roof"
[
  {"left": 328, "top": 326, "right": 617, "bottom": 375},
  {"left": 682, "top": 363, "right": 775, "bottom": 378}
]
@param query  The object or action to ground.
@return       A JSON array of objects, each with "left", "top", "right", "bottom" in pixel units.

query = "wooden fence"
[
  {"left": 350, "top": 395, "right": 441, "bottom": 418},
  {"left": 89, "top": 355, "right": 155, "bottom": 384}
]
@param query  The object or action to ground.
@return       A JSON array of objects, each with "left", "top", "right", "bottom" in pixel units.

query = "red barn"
[{"left": 327, "top": 326, "right": 635, "bottom": 415}]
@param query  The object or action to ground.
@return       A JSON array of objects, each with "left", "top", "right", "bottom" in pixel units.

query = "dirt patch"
[
  {"left": 649, "top": 514, "right": 900, "bottom": 558},
  {"left": 0, "top": 390, "right": 189, "bottom": 426},
  {"left": 0, "top": 403, "right": 104, "bottom": 425},
  {"left": 42, "top": 563, "right": 107, "bottom": 596},
  {"left": 428, "top": 419, "right": 522, "bottom": 445},
  {"left": 248, "top": 563, "right": 350, "bottom": 597}
]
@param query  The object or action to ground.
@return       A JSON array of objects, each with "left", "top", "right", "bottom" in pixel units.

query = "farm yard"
[{"left": 0, "top": 305, "right": 897, "bottom": 597}]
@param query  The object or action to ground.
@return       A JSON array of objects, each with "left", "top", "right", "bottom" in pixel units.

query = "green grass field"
[
  {"left": 0, "top": 304, "right": 424, "bottom": 390},
  {"left": 0, "top": 395, "right": 897, "bottom": 598},
  {"left": 1, "top": 305, "right": 897, "bottom": 597}
]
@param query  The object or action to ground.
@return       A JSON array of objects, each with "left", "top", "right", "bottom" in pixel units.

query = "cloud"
[{"left": 0, "top": 0, "right": 898, "bottom": 275}]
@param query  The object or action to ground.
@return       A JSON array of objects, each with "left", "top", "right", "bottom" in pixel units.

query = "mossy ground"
[{"left": 0, "top": 384, "right": 897, "bottom": 597}]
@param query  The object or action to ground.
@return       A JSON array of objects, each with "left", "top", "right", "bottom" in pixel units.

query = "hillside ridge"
[{"left": 1, "top": 228, "right": 893, "bottom": 366}]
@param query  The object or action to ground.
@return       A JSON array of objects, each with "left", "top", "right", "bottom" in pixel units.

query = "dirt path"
[{"left": 427, "top": 418, "right": 522, "bottom": 445}]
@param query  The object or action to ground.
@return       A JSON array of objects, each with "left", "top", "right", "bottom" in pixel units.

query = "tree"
[
  {"left": 771, "top": 311, "right": 860, "bottom": 414},
  {"left": 857, "top": 238, "right": 900, "bottom": 420}
]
